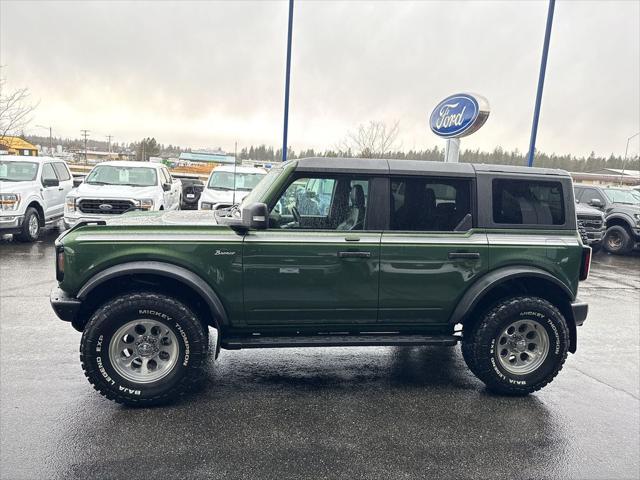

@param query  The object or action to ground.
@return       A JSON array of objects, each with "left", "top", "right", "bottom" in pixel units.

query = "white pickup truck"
[
  {"left": 0, "top": 155, "right": 73, "bottom": 241},
  {"left": 64, "top": 161, "right": 181, "bottom": 227},
  {"left": 199, "top": 165, "right": 266, "bottom": 210}
]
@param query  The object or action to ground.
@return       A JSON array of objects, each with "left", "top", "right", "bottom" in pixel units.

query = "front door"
[
  {"left": 242, "top": 174, "right": 381, "bottom": 326},
  {"left": 379, "top": 176, "right": 488, "bottom": 326},
  {"left": 40, "top": 163, "right": 63, "bottom": 219}
]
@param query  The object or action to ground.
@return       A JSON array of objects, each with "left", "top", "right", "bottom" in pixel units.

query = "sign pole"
[
  {"left": 527, "top": 0, "right": 556, "bottom": 167},
  {"left": 444, "top": 138, "right": 460, "bottom": 163},
  {"left": 281, "top": 0, "right": 294, "bottom": 162}
]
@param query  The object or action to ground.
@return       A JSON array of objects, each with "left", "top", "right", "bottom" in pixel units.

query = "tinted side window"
[
  {"left": 41, "top": 163, "right": 57, "bottom": 183},
  {"left": 582, "top": 188, "right": 605, "bottom": 204},
  {"left": 52, "top": 163, "right": 71, "bottom": 181},
  {"left": 269, "top": 176, "right": 370, "bottom": 231},
  {"left": 390, "top": 177, "right": 472, "bottom": 231},
  {"left": 493, "top": 179, "right": 564, "bottom": 225}
]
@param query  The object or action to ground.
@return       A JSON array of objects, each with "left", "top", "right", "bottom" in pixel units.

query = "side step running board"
[{"left": 222, "top": 334, "right": 459, "bottom": 350}]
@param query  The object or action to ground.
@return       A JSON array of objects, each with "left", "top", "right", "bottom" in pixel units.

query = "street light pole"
[
  {"left": 526, "top": 0, "right": 556, "bottom": 167},
  {"left": 36, "top": 125, "right": 53, "bottom": 153},
  {"left": 281, "top": 0, "right": 294, "bottom": 162},
  {"left": 620, "top": 131, "right": 640, "bottom": 185}
]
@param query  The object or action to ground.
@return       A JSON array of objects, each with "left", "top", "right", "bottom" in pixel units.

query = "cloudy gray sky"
[{"left": 1, "top": 0, "right": 639, "bottom": 157}]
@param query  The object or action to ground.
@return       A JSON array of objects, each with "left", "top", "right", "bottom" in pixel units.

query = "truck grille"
[
  {"left": 577, "top": 215, "right": 604, "bottom": 231},
  {"left": 78, "top": 199, "right": 135, "bottom": 215}
]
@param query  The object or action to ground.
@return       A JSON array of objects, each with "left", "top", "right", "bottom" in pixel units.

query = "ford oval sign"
[{"left": 430, "top": 93, "right": 490, "bottom": 139}]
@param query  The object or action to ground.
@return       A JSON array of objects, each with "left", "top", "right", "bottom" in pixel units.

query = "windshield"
[
  {"left": 85, "top": 165, "right": 157, "bottom": 187},
  {"left": 239, "top": 167, "right": 282, "bottom": 209},
  {"left": 0, "top": 161, "right": 38, "bottom": 181},
  {"left": 603, "top": 188, "right": 640, "bottom": 205},
  {"left": 207, "top": 170, "right": 265, "bottom": 191}
]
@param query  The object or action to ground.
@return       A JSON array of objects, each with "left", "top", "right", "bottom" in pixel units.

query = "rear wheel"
[
  {"left": 462, "top": 296, "right": 569, "bottom": 396},
  {"left": 15, "top": 207, "right": 40, "bottom": 242},
  {"left": 603, "top": 225, "right": 632, "bottom": 255},
  {"left": 80, "top": 292, "right": 209, "bottom": 406}
]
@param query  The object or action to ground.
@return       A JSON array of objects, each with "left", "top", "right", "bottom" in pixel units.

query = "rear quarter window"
[{"left": 492, "top": 179, "right": 565, "bottom": 226}]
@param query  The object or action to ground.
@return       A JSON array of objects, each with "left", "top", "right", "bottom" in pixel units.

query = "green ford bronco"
[{"left": 51, "top": 158, "right": 591, "bottom": 405}]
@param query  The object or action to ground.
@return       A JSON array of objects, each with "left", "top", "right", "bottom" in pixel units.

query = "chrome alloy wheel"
[
  {"left": 28, "top": 214, "right": 39, "bottom": 237},
  {"left": 108, "top": 319, "right": 179, "bottom": 384},
  {"left": 496, "top": 319, "right": 550, "bottom": 375}
]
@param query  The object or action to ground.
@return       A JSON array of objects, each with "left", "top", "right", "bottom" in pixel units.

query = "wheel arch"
[
  {"left": 606, "top": 214, "right": 634, "bottom": 232},
  {"left": 26, "top": 200, "right": 45, "bottom": 226},
  {"left": 450, "top": 266, "right": 578, "bottom": 353},
  {"left": 75, "top": 261, "right": 228, "bottom": 331}
]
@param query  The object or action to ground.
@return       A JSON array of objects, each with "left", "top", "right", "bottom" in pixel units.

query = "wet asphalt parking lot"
[{"left": 1, "top": 226, "right": 639, "bottom": 480}]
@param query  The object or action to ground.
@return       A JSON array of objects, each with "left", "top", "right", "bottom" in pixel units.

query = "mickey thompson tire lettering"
[
  {"left": 461, "top": 296, "right": 569, "bottom": 396},
  {"left": 80, "top": 291, "right": 209, "bottom": 406}
]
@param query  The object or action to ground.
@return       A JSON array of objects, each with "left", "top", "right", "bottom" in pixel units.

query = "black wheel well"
[
  {"left": 76, "top": 274, "right": 217, "bottom": 332},
  {"left": 606, "top": 217, "right": 633, "bottom": 234},
  {"left": 461, "top": 276, "right": 576, "bottom": 352},
  {"left": 26, "top": 201, "right": 45, "bottom": 226}
]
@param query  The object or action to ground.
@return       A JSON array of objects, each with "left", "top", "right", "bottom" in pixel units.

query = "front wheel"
[
  {"left": 603, "top": 225, "right": 632, "bottom": 255},
  {"left": 15, "top": 207, "right": 40, "bottom": 242},
  {"left": 80, "top": 292, "right": 209, "bottom": 406},
  {"left": 461, "top": 296, "right": 569, "bottom": 396}
]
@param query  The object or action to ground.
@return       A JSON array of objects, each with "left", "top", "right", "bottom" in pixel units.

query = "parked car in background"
[
  {"left": 0, "top": 155, "right": 73, "bottom": 241},
  {"left": 574, "top": 184, "right": 640, "bottom": 255},
  {"left": 64, "top": 161, "right": 181, "bottom": 227},
  {"left": 575, "top": 201, "right": 606, "bottom": 252},
  {"left": 51, "top": 158, "right": 590, "bottom": 405},
  {"left": 172, "top": 174, "right": 205, "bottom": 210},
  {"left": 199, "top": 165, "right": 266, "bottom": 210}
]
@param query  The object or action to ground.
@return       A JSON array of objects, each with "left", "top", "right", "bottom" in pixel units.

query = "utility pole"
[
  {"left": 281, "top": 0, "right": 294, "bottom": 162},
  {"left": 106, "top": 135, "right": 113, "bottom": 159},
  {"left": 81, "top": 129, "right": 90, "bottom": 166}
]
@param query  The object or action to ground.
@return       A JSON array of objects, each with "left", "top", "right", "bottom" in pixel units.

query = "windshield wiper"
[
  {"left": 0, "top": 178, "right": 19, "bottom": 182},
  {"left": 86, "top": 181, "right": 110, "bottom": 185}
]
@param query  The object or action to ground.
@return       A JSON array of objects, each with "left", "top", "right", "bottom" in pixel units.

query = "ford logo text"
[{"left": 429, "top": 93, "right": 490, "bottom": 139}]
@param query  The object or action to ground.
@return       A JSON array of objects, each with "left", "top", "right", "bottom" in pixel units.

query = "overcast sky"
[{"left": 1, "top": 0, "right": 639, "bottom": 157}]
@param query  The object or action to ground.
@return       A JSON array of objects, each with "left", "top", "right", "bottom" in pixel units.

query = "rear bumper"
[
  {"left": 50, "top": 286, "right": 82, "bottom": 324},
  {"left": 571, "top": 300, "right": 588, "bottom": 326}
]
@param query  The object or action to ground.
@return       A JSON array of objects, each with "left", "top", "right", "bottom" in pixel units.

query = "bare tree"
[
  {"left": 0, "top": 68, "right": 38, "bottom": 141},
  {"left": 338, "top": 120, "right": 400, "bottom": 158}
]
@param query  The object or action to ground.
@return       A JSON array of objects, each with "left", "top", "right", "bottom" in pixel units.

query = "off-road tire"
[
  {"left": 15, "top": 207, "right": 40, "bottom": 242},
  {"left": 462, "top": 296, "right": 569, "bottom": 396},
  {"left": 603, "top": 225, "right": 632, "bottom": 255},
  {"left": 80, "top": 292, "right": 209, "bottom": 406}
]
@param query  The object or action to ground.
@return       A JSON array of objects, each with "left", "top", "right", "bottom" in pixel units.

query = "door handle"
[
  {"left": 448, "top": 252, "right": 480, "bottom": 260},
  {"left": 58, "top": 187, "right": 64, "bottom": 191},
  {"left": 338, "top": 251, "right": 371, "bottom": 258}
]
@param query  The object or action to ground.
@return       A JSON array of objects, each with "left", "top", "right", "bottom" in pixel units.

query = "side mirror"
[
  {"left": 162, "top": 182, "right": 171, "bottom": 192},
  {"left": 242, "top": 202, "right": 268, "bottom": 230},
  {"left": 589, "top": 198, "right": 603, "bottom": 208},
  {"left": 43, "top": 177, "right": 59, "bottom": 188}
]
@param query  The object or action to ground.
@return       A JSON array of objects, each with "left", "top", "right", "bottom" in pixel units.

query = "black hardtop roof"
[{"left": 293, "top": 157, "right": 570, "bottom": 177}]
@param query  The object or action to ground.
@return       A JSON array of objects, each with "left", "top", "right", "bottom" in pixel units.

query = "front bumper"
[
  {"left": 50, "top": 286, "right": 82, "bottom": 325},
  {"left": 571, "top": 300, "right": 588, "bottom": 326},
  {"left": 0, "top": 214, "right": 23, "bottom": 234}
]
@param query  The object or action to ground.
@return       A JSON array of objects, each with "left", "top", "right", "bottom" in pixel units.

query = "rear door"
[
  {"left": 379, "top": 175, "right": 488, "bottom": 325},
  {"left": 242, "top": 174, "right": 383, "bottom": 326}
]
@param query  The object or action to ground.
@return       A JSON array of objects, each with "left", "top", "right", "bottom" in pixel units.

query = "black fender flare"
[
  {"left": 77, "top": 261, "right": 228, "bottom": 327},
  {"left": 448, "top": 266, "right": 575, "bottom": 326},
  {"left": 605, "top": 213, "right": 634, "bottom": 230}
]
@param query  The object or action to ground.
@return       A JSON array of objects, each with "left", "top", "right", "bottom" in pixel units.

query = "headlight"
[
  {"left": 136, "top": 199, "right": 154, "bottom": 210},
  {"left": 0, "top": 193, "right": 20, "bottom": 211},
  {"left": 200, "top": 202, "right": 214, "bottom": 210},
  {"left": 65, "top": 197, "right": 77, "bottom": 213}
]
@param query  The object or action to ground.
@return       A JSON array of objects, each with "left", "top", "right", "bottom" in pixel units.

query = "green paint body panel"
[{"left": 56, "top": 159, "right": 585, "bottom": 336}]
